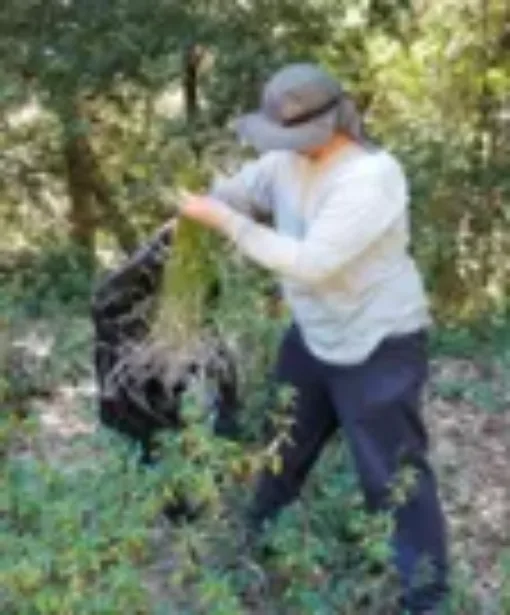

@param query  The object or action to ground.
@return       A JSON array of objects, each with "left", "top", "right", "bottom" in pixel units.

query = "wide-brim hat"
[{"left": 234, "top": 64, "right": 343, "bottom": 153}]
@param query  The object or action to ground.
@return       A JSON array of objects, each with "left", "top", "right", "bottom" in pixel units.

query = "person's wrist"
[{"left": 209, "top": 198, "right": 236, "bottom": 231}]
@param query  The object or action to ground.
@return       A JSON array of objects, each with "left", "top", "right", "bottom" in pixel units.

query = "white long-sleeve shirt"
[{"left": 210, "top": 145, "right": 431, "bottom": 365}]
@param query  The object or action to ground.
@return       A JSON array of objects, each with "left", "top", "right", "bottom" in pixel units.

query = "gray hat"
[{"left": 234, "top": 63, "right": 365, "bottom": 152}]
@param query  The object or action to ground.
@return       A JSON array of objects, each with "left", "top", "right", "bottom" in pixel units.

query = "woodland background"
[{"left": 1, "top": 1, "right": 509, "bottom": 613}]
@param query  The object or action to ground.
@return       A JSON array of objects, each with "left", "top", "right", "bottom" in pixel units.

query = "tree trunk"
[
  {"left": 182, "top": 43, "right": 203, "bottom": 160},
  {"left": 183, "top": 44, "right": 200, "bottom": 122},
  {"left": 63, "top": 132, "right": 97, "bottom": 272},
  {"left": 60, "top": 103, "right": 139, "bottom": 260}
]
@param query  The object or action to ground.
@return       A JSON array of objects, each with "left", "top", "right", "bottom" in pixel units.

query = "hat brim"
[{"left": 234, "top": 107, "right": 338, "bottom": 153}]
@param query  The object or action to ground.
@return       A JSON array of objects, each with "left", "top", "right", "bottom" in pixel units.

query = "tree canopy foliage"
[{"left": 0, "top": 0, "right": 508, "bottom": 312}]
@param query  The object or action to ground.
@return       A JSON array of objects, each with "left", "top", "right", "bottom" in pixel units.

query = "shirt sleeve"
[
  {"left": 208, "top": 152, "right": 278, "bottom": 218},
  {"left": 213, "top": 154, "right": 409, "bottom": 285}
]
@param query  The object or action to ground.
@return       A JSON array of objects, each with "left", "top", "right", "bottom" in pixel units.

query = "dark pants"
[{"left": 248, "top": 325, "right": 448, "bottom": 614}]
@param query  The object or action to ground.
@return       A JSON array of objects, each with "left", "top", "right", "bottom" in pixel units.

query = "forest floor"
[
  {"left": 427, "top": 358, "right": 510, "bottom": 606},
  {"left": 5, "top": 317, "right": 510, "bottom": 613}
]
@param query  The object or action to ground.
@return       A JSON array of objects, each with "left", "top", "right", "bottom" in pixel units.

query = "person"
[{"left": 177, "top": 63, "right": 448, "bottom": 614}]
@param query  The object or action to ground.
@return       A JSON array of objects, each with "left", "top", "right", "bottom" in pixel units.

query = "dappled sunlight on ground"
[
  {"left": 34, "top": 382, "right": 96, "bottom": 439},
  {"left": 27, "top": 379, "right": 98, "bottom": 468},
  {"left": 428, "top": 359, "right": 510, "bottom": 602}
]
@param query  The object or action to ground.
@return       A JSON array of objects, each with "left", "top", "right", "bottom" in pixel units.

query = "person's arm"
[
  {"left": 208, "top": 152, "right": 278, "bottom": 220},
  {"left": 213, "top": 155, "right": 408, "bottom": 285}
]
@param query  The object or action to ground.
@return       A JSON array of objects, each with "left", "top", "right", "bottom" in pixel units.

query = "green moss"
[
  {"left": 152, "top": 218, "right": 220, "bottom": 347},
  {"left": 151, "top": 166, "right": 223, "bottom": 350}
]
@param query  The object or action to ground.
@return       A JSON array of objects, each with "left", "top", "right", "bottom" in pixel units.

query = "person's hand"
[{"left": 178, "top": 192, "right": 225, "bottom": 230}]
